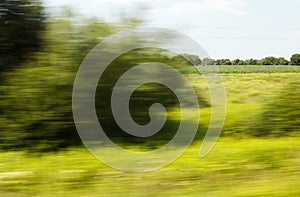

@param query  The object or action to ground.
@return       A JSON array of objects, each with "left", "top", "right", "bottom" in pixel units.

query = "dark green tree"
[
  {"left": 0, "top": 0, "right": 45, "bottom": 70},
  {"left": 0, "top": 14, "right": 116, "bottom": 151},
  {"left": 290, "top": 54, "right": 300, "bottom": 65},
  {"left": 277, "top": 57, "right": 289, "bottom": 65},
  {"left": 258, "top": 56, "right": 278, "bottom": 65},
  {"left": 238, "top": 60, "right": 245, "bottom": 65},
  {"left": 245, "top": 58, "right": 258, "bottom": 65},
  {"left": 231, "top": 59, "right": 240, "bottom": 65},
  {"left": 216, "top": 59, "right": 232, "bottom": 65}
]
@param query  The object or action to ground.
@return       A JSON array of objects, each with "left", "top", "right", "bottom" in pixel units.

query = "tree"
[
  {"left": 238, "top": 60, "right": 245, "bottom": 65},
  {"left": 0, "top": 13, "right": 116, "bottom": 151},
  {"left": 290, "top": 54, "right": 300, "bottom": 65},
  {"left": 181, "top": 54, "right": 201, "bottom": 66},
  {"left": 216, "top": 59, "right": 232, "bottom": 65},
  {"left": 277, "top": 57, "right": 289, "bottom": 65},
  {"left": 201, "top": 58, "right": 215, "bottom": 65},
  {"left": 231, "top": 59, "right": 240, "bottom": 65},
  {"left": 0, "top": 0, "right": 44, "bottom": 70},
  {"left": 258, "top": 56, "right": 278, "bottom": 65},
  {"left": 245, "top": 59, "right": 258, "bottom": 65}
]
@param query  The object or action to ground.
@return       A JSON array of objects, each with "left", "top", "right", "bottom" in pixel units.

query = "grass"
[
  {"left": 0, "top": 137, "right": 299, "bottom": 196},
  {"left": 1, "top": 69, "right": 300, "bottom": 196}
]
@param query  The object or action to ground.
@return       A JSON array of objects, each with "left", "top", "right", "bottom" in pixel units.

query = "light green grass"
[{"left": 0, "top": 137, "right": 299, "bottom": 196}]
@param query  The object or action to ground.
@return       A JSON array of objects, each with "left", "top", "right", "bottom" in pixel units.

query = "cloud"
[{"left": 150, "top": 0, "right": 247, "bottom": 16}]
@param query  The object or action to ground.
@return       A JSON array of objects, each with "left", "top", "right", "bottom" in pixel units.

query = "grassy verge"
[{"left": 0, "top": 137, "right": 299, "bottom": 196}]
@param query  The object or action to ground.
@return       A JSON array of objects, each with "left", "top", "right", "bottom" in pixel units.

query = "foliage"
[
  {"left": 231, "top": 59, "right": 240, "bottom": 65},
  {"left": 257, "top": 56, "right": 278, "bottom": 65},
  {"left": 0, "top": 13, "right": 209, "bottom": 151},
  {"left": 94, "top": 48, "right": 209, "bottom": 145},
  {"left": 0, "top": 0, "right": 45, "bottom": 70},
  {"left": 216, "top": 59, "right": 232, "bottom": 65},
  {"left": 181, "top": 54, "right": 201, "bottom": 66},
  {"left": 201, "top": 58, "right": 215, "bottom": 65},
  {"left": 244, "top": 58, "right": 258, "bottom": 65},
  {"left": 252, "top": 81, "right": 300, "bottom": 137},
  {"left": 290, "top": 53, "right": 300, "bottom": 65},
  {"left": 0, "top": 15, "right": 116, "bottom": 150},
  {"left": 277, "top": 57, "right": 289, "bottom": 65},
  {"left": 214, "top": 56, "right": 290, "bottom": 66},
  {"left": 257, "top": 56, "right": 289, "bottom": 65}
]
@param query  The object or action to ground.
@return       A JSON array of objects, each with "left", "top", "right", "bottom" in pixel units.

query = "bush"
[{"left": 252, "top": 81, "right": 300, "bottom": 137}]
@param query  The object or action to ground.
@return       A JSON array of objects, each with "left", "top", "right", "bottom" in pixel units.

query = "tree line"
[{"left": 198, "top": 54, "right": 300, "bottom": 66}]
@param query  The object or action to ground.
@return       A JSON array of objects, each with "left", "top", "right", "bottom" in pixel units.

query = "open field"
[
  {"left": 1, "top": 69, "right": 299, "bottom": 196},
  {"left": 217, "top": 65, "right": 300, "bottom": 74}
]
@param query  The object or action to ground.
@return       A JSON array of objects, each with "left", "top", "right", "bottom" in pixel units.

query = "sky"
[{"left": 43, "top": 0, "right": 300, "bottom": 60}]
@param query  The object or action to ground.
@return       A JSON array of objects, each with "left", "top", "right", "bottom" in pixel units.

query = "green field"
[
  {"left": 217, "top": 65, "right": 300, "bottom": 73},
  {"left": 1, "top": 69, "right": 299, "bottom": 196}
]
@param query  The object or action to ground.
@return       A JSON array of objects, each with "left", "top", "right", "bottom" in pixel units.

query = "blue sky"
[{"left": 43, "top": 0, "right": 300, "bottom": 60}]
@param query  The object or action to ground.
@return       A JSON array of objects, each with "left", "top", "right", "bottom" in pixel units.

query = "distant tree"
[
  {"left": 277, "top": 57, "right": 289, "bottom": 65},
  {"left": 0, "top": 0, "right": 45, "bottom": 70},
  {"left": 231, "top": 59, "right": 240, "bottom": 65},
  {"left": 224, "top": 59, "right": 232, "bottom": 65},
  {"left": 244, "top": 60, "right": 251, "bottom": 65},
  {"left": 216, "top": 59, "right": 232, "bottom": 65},
  {"left": 258, "top": 56, "right": 278, "bottom": 65},
  {"left": 201, "top": 58, "right": 215, "bottom": 65},
  {"left": 238, "top": 60, "right": 245, "bottom": 65},
  {"left": 251, "top": 59, "right": 258, "bottom": 65},
  {"left": 182, "top": 54, "right": 201, "bottom": 66},
  {"left": 290, "top": 54, "right": 300, "bottom": 65},
  {"left": 245, "top": 58, "right": 258, "bottom": 65}
]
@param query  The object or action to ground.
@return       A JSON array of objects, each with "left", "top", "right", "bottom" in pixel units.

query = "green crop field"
[
  {"left": 1, "top": 69, "right": 299, "bottom": 197},
  {"left": 199, "top": 65, "right": 300, "bottom": 74},
  {"left": 218, "top": 65, "right": 300, "bottom": 73}
]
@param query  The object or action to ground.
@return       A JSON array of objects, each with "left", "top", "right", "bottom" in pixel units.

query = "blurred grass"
[{"left": 0, "top": 137, "right": 299, "bottom": 196}]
